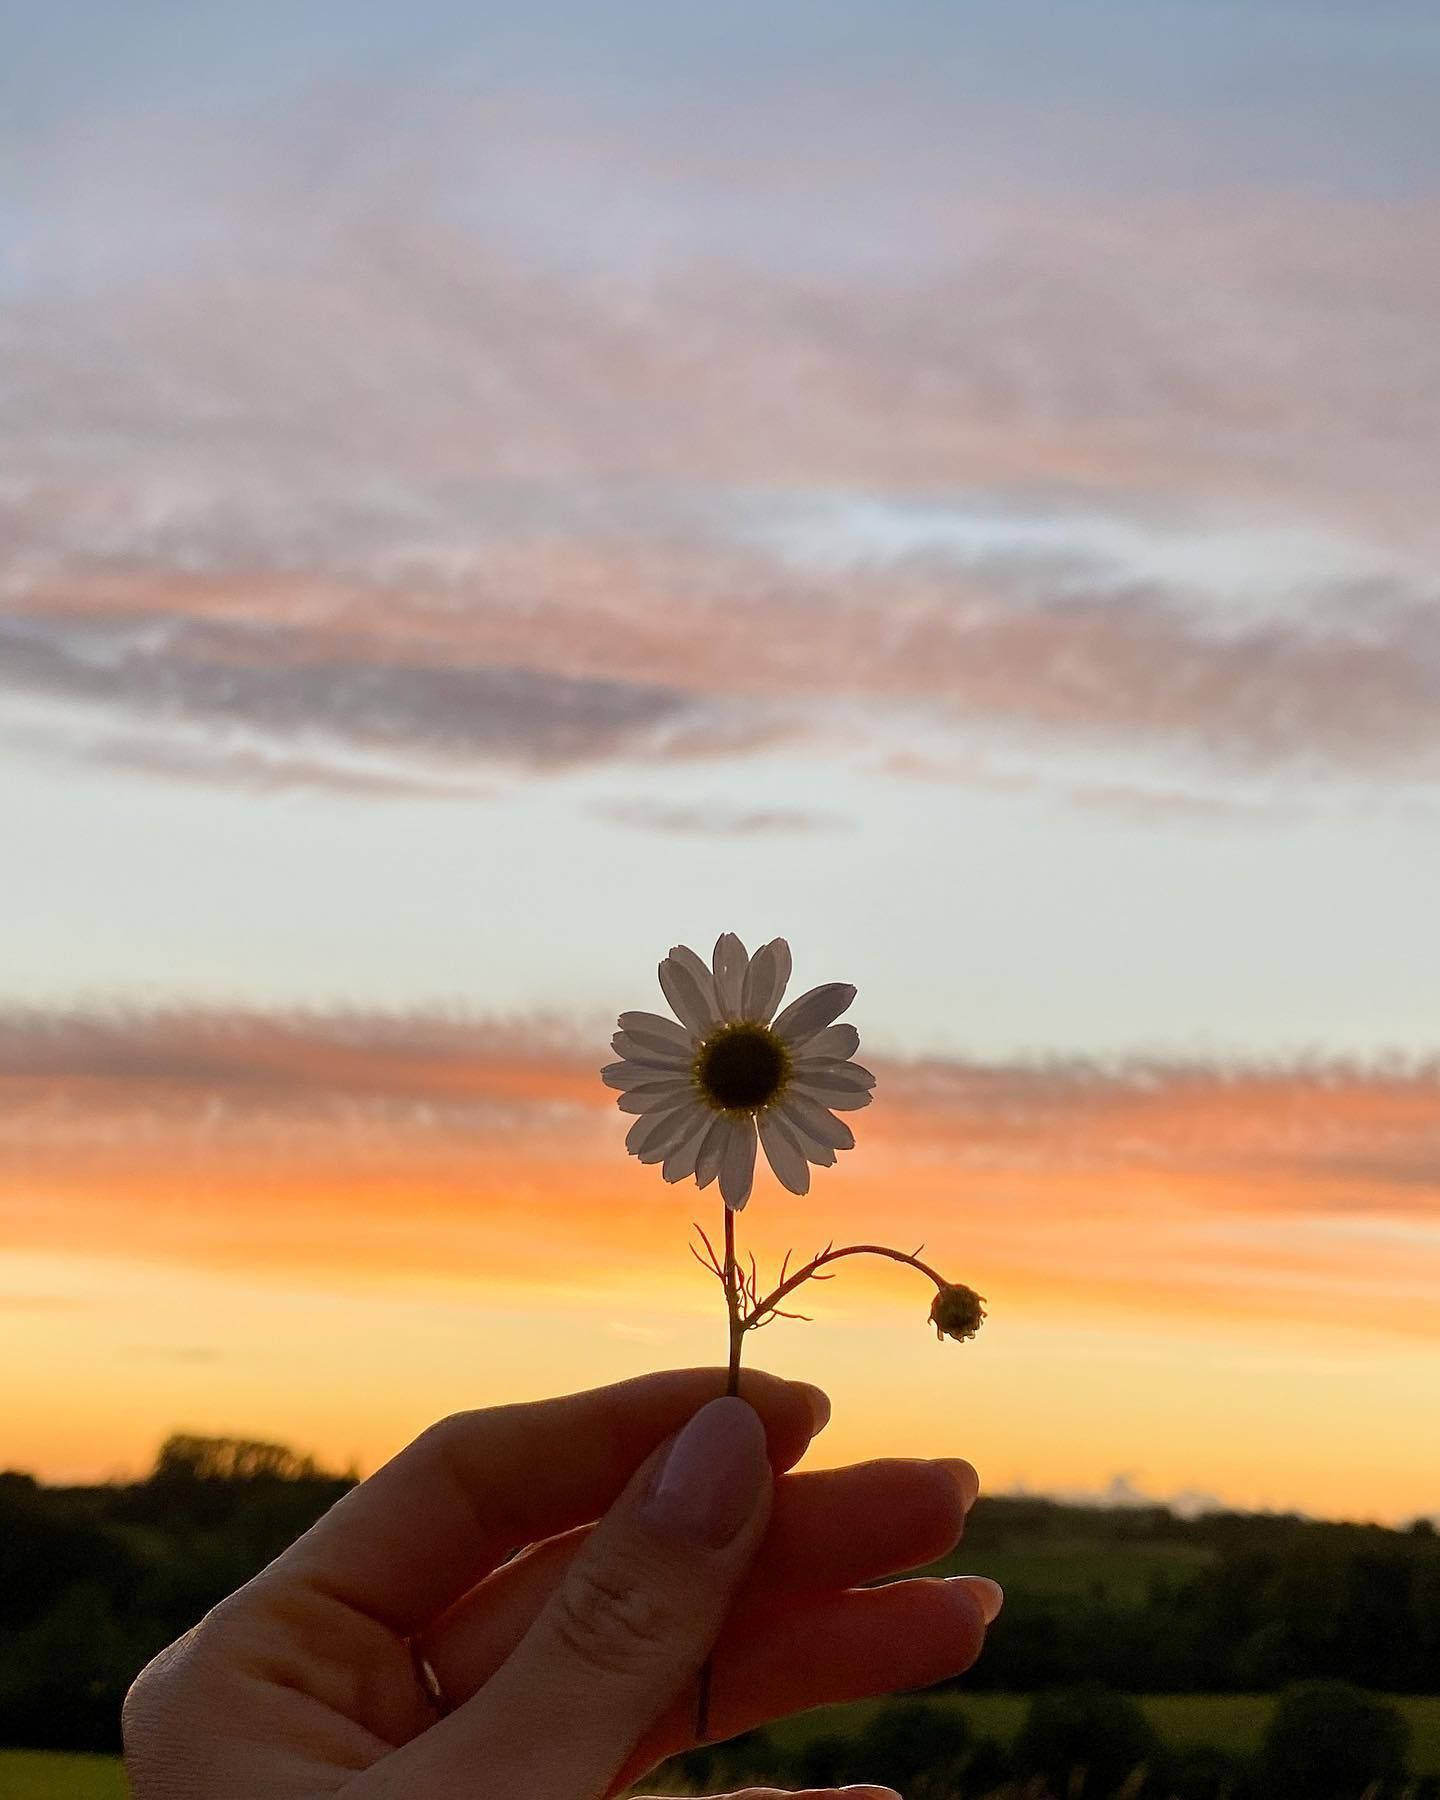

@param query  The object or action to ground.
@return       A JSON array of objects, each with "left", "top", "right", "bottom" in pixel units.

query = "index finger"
[{"left": 270, "top": 1367, "right": 829, "bottom": 1634}]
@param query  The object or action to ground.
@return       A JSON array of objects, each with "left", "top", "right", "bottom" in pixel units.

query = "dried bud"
[{"left": 929, "top": 1282, "right": 986, "bottom": 1343}]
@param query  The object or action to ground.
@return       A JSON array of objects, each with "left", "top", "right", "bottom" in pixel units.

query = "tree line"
[
  {"left": 1, "top": 1438, "right": 1437, "bottom": 1767},
  {"left": 939, "top": 1493, "right": 1440, "bottom": 1698},
  {"left": 669, "top": 1683, "right": 1431, "bottom": 1800}
]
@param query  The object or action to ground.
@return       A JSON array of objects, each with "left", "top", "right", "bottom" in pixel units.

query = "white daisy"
[{"left": 602, "top": 933, "right": 875, "bottom": 1211}]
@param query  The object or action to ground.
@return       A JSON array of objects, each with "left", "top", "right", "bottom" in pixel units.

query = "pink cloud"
[{"left": 4, "top": 92, "right": 1438, "bottom": 790}]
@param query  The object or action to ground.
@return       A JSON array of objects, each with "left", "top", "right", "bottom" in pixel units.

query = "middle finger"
[{"left": 423, "top": 1456, "right": 976, "bottom": 1702}]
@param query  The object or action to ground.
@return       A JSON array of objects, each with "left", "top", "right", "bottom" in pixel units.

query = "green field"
[
  {"left": 0, "top": 1753, "right": 128, "bottom": 1799},
  {"left": 767, "top": 1691, "right": 1440, "bottom": 1777},
  {"left": 946, "top": 1538, "right": 1215, "bottom": 1607},
  {"left": 8, "top": 1697, "right": 1440, "bottom": 1796}
]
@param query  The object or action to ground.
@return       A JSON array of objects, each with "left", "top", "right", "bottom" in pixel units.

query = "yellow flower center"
[{"left": 694, "top": 1022, "right": 791, "bottom": 1114}]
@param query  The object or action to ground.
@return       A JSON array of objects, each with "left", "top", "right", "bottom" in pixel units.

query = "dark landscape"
[{"left": 4, "top": 1438, "right": 1437, "bottom": 1797}]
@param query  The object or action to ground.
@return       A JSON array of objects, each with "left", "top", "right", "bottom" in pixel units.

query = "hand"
[
  {"left": 636, "top": 1792, "right": 901, "bottom": 1800},
  {"left": 123, "top": 1368, "right": 1001, "bottom": 1800}
]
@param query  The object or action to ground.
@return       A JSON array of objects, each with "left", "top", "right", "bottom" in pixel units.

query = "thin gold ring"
[{"left": 409, "top": 1639, "right": 450, "bottom": 1717}]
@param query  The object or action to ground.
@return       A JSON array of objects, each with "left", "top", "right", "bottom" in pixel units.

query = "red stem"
[
  {"left": 697, "top": 1202, "right": 742, "bottom": 1742},
  {"left": 724, "top": 1205, "right": 743, "bottom": 1396},
  {"left": 741, "top": 1242, "right": 946, "bottom": 1330}
]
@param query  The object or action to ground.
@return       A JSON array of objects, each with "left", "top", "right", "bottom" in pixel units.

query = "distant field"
[
  {"left": 8, "top": 1696, "right": 1440, "bottom": 1794},
  {"left": 0, "top": 1753, "right": 128, "bottom": 1799},
  {"left": 931, "top": 1536, "right": 1216, "bottom": 1608},
  {"left": 768, "top": 1692, "right": 1440, "bottom": 1777}
]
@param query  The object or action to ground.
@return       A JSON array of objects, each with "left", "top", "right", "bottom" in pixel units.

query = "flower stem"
[
  {"left": 696, "top": 1202, "right": 742, "bottom": 1743},
  {"left": 724, "top": 1204, "right": 743, "bottom": 1398},
  {"left": 742, "top": 1241, "right": 946, "bottom": 1330}
]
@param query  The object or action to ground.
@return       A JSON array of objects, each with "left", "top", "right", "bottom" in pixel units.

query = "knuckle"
[
  {"left": 122, "top": 1592, "right": 257, "bottom": 1765},
  {"left": 551, "top": 1556, "right": 680, "bottom": 1679},
  {"left": 412, "top": 1409, "right": 482, "bottom": 1467},
  {"left": 121, "top": 1626, "right": 205, "bottom": 1766}
]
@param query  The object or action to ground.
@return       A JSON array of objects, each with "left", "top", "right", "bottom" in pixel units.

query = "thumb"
[{"left": 385, "top": 1396, "right": 773, "bottom": 1800}]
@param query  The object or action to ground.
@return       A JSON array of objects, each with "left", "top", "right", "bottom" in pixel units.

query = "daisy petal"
[
  {"left": 694, "top": 1114, "right": 730, "bottom": 1189},
  {"left": 612, "top": 1030, "right": 691, "bottom": 1067},
  {"left": 617, "top": 1080, "right": 697, "bottom": 1115},
  {"left": 781, "top": 1093, "right": 856, "bottom": 1153},
  {"left": 625, "top": 1103, "right": 697, "bottom": 1157},
  {"left": 792, "top": 1081, "right": 873, "bottom": 1113},
  {"left": 740, "top": 937, "right": 791, "bottom": 1023},
  {"left": 719, "top": 1116, "right": 758, "bottom": 1211},
  {"left": 793, "top": 1023, "right": 859, "bottom": 1062},
  {"left": 659, "top": 956, "right": 717, "bottom": 1038},
  {"left": 791, "top": 1061, "right": 876, "bottom": 1094},
  {"left": 668, "top": 944, "right": 720, "bottom": 1012},
  {"left": 618, "top": 1071, "right": 698, "bottom": 1095},
  {"left": 613, "top": 1059, "right": 695, "bottom": 1088},
  {"left": 758, "top": 1107, "right": 811, "bottom": 1196},
  {"left": 662, "top": 1112, "right": 715, "bottom": 1184},
  {"left": 617, "top": 1011, "right": 694, "bottom": 1050},
  {"left": 637, "top": 1104, "right": 707, "bottom": 1165},
  {"left": 772, "top": 982, "right": 857, "bottom": 1047},
  {"left": 712, "top": 932, "right": 750, "bottom": 1020},
  {"left": 600, "top": 1062, "right": 633, "bottom": 1090}
]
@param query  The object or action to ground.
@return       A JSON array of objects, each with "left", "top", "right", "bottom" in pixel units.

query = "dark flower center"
[
  {"left": 696, "top": 1023, "right": 789, "bottom": 1112},
  {"left": 929, "top": 1283, "right": 987, "bottom": 1344}
]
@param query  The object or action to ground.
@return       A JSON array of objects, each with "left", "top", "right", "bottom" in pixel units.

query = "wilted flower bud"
[{"left": 929, "top": 1282, "right": 986, "bottom": 1343}]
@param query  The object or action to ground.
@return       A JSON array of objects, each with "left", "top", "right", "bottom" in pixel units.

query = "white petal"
[
  {"left": 600, "top": 1062, "right": 632, "bottom": 1090},
  {"left": 626, "top": 1104, "right": 698, "bottom": 1157},
  {"left": 791, "top": 1061, "right": 875, "bottom": 1094},
  {"left": 694, "top": 1114, "right": 730, "bottom": 1189},
  {"left": 758, "top": 1107, "right": 811, "bottom": 1195},
  {"left": 772, "top": 982, "right": 857, "bottom": 1047},
  {"left": 792, "top": 1080, "right": 873, "bottom": 1113},
  {"left": 711, "top": 932, "right": 750, "bottom": 1020},
  {"left": 618, "top": 1071, "right": 698, "bottom": 1096},
  {"left": 658, "top": 956, "right": 717, "bottom": 1038},
  {"left": 612, "top": 1058, "right": 695, "bottom": 1087},
  {"left": 668, "top": 944, "right": 720, "bottom": 1012},
  {"left": 740, "top": 937, "right": 791, "bottom": 1023},
  {"left": 612, "top": 1030, "right": 691, "bottom": 1068},
  {"left": 662, "top": 1112, "right": 715, "bottom": 1183},
  {"left": 617, "top": 1079, "right": 697, "bottom": 1114},
  {"left": 617, "top": 1010, "right": 694, "bottom": 1050},
  {"left": 793, "top": 1023, "right": 859, "bottom": 1062},
  {"left": 718, "top": 1116, "right": 758, "bottom": 1211},
  {"left": 781, "top": 1093, "right": 855, "bottom": 1153},
  {"left": 637, "top": 1104, "right": 708, "bottom": 1165}
]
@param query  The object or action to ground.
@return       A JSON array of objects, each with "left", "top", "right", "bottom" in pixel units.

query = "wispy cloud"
[
  {"left": 3, "top": 1007, "right": 1436, "bottom": 1340},
  {"left": 0, "top": 719, "right": 497, "bottom": 800},
  {"left": 876, "top": 750, "right": 1315, "bottom": 825},
  {"left": 591, "top": 798, "right": 848, "bottom": 834},
  {"left": 0, "top": 610, "right": 694, "bottom": 770},
  {"left": 3, "top": 89, "right": 1438, "bottom": 799}
]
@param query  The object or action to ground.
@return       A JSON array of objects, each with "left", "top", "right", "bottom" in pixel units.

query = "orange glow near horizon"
[{"left": 3, "top": 1009, "right": 1438, "bottom": 1521}]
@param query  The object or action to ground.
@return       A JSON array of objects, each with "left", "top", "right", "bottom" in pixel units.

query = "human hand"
[
  {"left": 123, "top": 1368, "right": 1001, "bottom": 1800},
  {"left": 635, "top": 1791, "right": 902, "bottom": 1800}
]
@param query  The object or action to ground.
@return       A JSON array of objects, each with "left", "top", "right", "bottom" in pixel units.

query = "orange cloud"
[{"left": 3, "top": 1009, "right": 1437, "bottom": 1346}]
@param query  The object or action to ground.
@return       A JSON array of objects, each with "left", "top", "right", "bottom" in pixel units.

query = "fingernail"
[
  {"left": 940, "top": 1457, "right": 980, "bottom": 1513},
  {"left": 642, "top": 1397, "right": 769, "bottom": 1549},
  {"left": 951, "top": 1574, "right": 1004, "bottom": 1623},
  {"left": 795, "top": 1381, "right": 831, "bottom": 1435}
]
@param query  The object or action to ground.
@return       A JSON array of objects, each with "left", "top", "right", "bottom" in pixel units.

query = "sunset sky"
[{"left": 2, "top": 0, "right": 1438, "bottom": 1523}]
